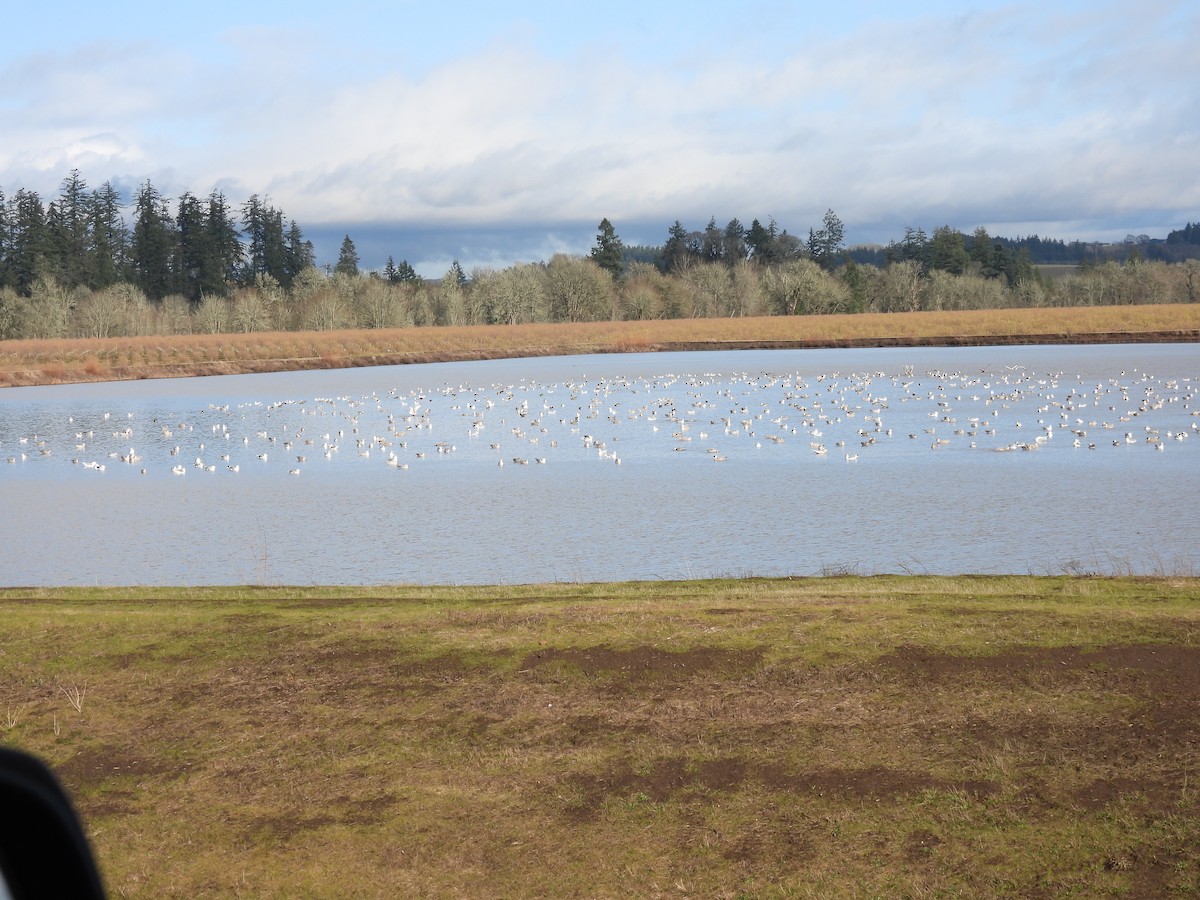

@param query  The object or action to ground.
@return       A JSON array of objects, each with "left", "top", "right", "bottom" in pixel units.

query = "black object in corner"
[{"left": 0, "top": 747, "right": 106, "bottom": 899}]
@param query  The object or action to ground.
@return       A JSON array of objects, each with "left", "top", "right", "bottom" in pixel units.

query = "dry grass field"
[
  {"left": 2, "top": 577, "right": 1199, "bottom": 898},
  {"left": 2, "top": 304, "right": 1197, "bottom": 387}
]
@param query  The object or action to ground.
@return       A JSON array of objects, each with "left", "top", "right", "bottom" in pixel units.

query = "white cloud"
[{"left": 1, "top": 0, "right": 1196, "bottom": 259}]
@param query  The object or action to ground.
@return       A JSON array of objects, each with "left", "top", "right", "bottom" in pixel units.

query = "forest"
[{"left": 1, "top": 170, "right": 1197, "bottom": 341}]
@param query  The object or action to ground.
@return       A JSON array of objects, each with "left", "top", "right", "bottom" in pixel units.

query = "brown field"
[
  {"left": 2, "top": 577, "right": 1199, "bottom": 898},
  {"left": 2, "top": 304, "right": 1197, "bottom": 387}
]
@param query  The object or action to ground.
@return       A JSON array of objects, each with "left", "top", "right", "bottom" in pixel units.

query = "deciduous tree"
[{"left": 546, "top": 254, "right": 612, "bottom": 321}]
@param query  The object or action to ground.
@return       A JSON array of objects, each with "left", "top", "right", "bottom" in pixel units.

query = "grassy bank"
[
  {"left": 2, "top": 304, "right": 1198, "bottom": 387},
  {"left": 2, "top": 576, "right": 1198, "bottom": 897}
]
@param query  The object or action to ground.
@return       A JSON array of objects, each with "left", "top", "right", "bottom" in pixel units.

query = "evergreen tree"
[
  {"left": 335, "top": 234, "right": 360, "bottom": 278},
  {"left": 806, "top": 209, "right": 846, "bottom": 271},
  {"left": 240, "top": 195, "right": 288, "bottom": 285},
  {"left": 887, "top": 227, "right": 929, "bottom": 272},
  {"left": 1166, "top": 222, "right": 1200, "bottom": 245},
  {"left": 701, "top": 217, "right": 725, "bottom": 263},
  {"left": 176, "top": 192, "right": 210, "bottom": 302},
  {"left": 723, "top": 218, "right": 747, "bottom": 263},
  {"left": 661, "top": 220, "right": 692, "bottom": 272},
  {"left": 240, "top": 194, "right": 267, "bottom": 283},
  {"left": 840, "top": 256, "right": 868, "bottom": 313},
  {"left": 5, "top": 189, "right": 48, "bottom": 294},
  {"left": 969, "top": 227, "right": 996, "bottom": 276},
  {"left": 46, "top": 169, "right": 92, "bottom": 288},
  {"left": 383, "top": 256, "right": 420, "bottom": 284},
  {"left": 927, "top": 226, "right": 970, "bottom": 275},
  {"left": 745, "top": 218, "right": 774, "bottom": 264},
  {"left": 590, "top": 218, "right": 624, "bottom": 277},
  {"left": 44, "top": 200, "right": 68, "bottom": 283},
  {"left": 130, "top": 180, "right": 178, "bottom": 300},
  {"left": 89, "top": 181, "right": 127, "bottom": 290},
  {"left": 0, "top": 188, "right": 8, "bottom": 286},
  {"left": 262, "top": 208, "right": 287, "bottom": 285},
  {"left": 284, "top": 220, "right": 313, "bottom": 287},
  {"left": 205, "top": 191, "right": 243, "bottom": 292}
]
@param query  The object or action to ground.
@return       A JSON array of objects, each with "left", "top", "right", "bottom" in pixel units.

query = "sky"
[{"left": 2, "top": 1, "right": 1197, "bottom": 275}]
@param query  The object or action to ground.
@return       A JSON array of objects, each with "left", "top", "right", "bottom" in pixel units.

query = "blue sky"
[{"left": 2, "top": 1, "right": 1197, "bottom": 275}]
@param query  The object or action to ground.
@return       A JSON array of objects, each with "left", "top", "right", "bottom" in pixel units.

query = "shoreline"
[{"left": 3, "top": 326, "right": 1197, "bottom": 389}]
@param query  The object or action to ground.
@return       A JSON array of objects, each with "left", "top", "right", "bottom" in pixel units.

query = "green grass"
[{"left": 2, "top": 576, "right": 1199, "bottom": 897}]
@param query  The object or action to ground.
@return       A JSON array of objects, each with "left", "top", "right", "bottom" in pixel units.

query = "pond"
[{"left": 1, "top": 344, "right": 1197, "bottom": 585}]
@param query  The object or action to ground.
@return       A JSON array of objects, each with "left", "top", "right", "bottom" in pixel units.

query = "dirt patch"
[
  {"left": 721, "top": 816, "right": 813, "bottom": 864},
  {"left": 521, "top": 644, "right": 764, "bottom": 680},
  {"left": 1071, "top": 776, "right": 1182, "bottom": 812},
  {"left": 755, "top": 764, "right": 996, "bottom": 800},
  {"left": 878, "top": 644, "right": 1200, "bottom": 691},
  {"left": 901, "top": 642, "right": 1200, "bottom": 820},
  {"left": 247, "top": 813, "right": 338, "bottom": 843},
  {"left": 904, "top": 828, "right": 942, "bottom": 862},
  {"left": 56, "top": 743, "right": 174, "bottom": 790},
  {"left": 562, "top": 756, "right": 995, "bottom": 822}
]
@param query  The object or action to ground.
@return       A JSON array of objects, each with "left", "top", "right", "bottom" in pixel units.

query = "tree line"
[
  {"left": 0, "top": 170, "right": 1196, "bottom": 341},
  {"left": 0, "top": 170, "right": 319, "bottom": 302},
  {"left": 850, "top": 225, "right": 1200, "bottom": 268}
]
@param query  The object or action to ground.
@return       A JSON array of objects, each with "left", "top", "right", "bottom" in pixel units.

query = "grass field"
[
  {"left": 2, "top": 577, "right": 1198, "bottom": 897},
  {"left": 2, "top": 304, "right": 1198, "bottom": 387}
]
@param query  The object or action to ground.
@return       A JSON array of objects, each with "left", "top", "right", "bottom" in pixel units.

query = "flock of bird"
[{"left": 3, "top": 363, "right": 1197, "bottom": 479}]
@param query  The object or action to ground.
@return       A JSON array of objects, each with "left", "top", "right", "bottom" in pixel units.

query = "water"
[{"left": 1, "top": 345, "right": 1197, "bottom": 585}]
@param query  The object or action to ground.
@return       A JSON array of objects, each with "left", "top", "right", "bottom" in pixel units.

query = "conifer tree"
[
  {"left": 5, "top": 189, "right": 48, "bottom": 294},
  {"left": 335, "top": 235, "right": 360, "bottom": 278},
  {"left": 590, "top": 218, "right": 624, "bottom": 277},
  {"left": 206, "top": 191, "right": 243, "bottom": 291},
  {"left": 90, "top": 181, "right": 127, "bottom": 289},
  {"left": 130, "top": 180, "right": 177, "bottom": 300},
  {"left": 806, "top": 209, "right": 846, "bottom": 271}
]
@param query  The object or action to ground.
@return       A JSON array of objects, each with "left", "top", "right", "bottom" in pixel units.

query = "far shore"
[{"left": 2, "top": 304, "right": 1197, "bottom": 388}]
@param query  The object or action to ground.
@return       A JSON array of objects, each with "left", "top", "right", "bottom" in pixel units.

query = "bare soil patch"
[{"left": 521, "top": 644, "right": 765, "bottom": 679}]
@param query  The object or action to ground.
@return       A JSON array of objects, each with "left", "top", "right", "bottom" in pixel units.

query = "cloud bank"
[{"left": 1, "top": 1, "right": 1196, "bottom": 272}]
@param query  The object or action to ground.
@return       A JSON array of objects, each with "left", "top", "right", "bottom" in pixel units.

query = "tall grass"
[
  {"left": 1, "top": 304, "right": 1197, "bottom": 387},
  {"left": 0, "top": 304, "right": 1195, "bottom": 388}
]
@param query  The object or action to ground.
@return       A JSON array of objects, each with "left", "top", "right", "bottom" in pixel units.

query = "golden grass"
[
  {"left": 1, "top": 304, "right": 1197, "bottom": 387},
  {"left": 2, "top": 576, "right": 1199, "bottom": 898}
]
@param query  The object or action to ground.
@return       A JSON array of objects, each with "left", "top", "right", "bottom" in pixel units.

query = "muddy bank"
[{"left": 640, "top": 329, "right": 1199, "bottom": 351}]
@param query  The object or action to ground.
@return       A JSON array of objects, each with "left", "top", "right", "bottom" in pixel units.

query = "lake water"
[{"left": 1, "top": 344, "right": 1197, "bottom": 586}]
